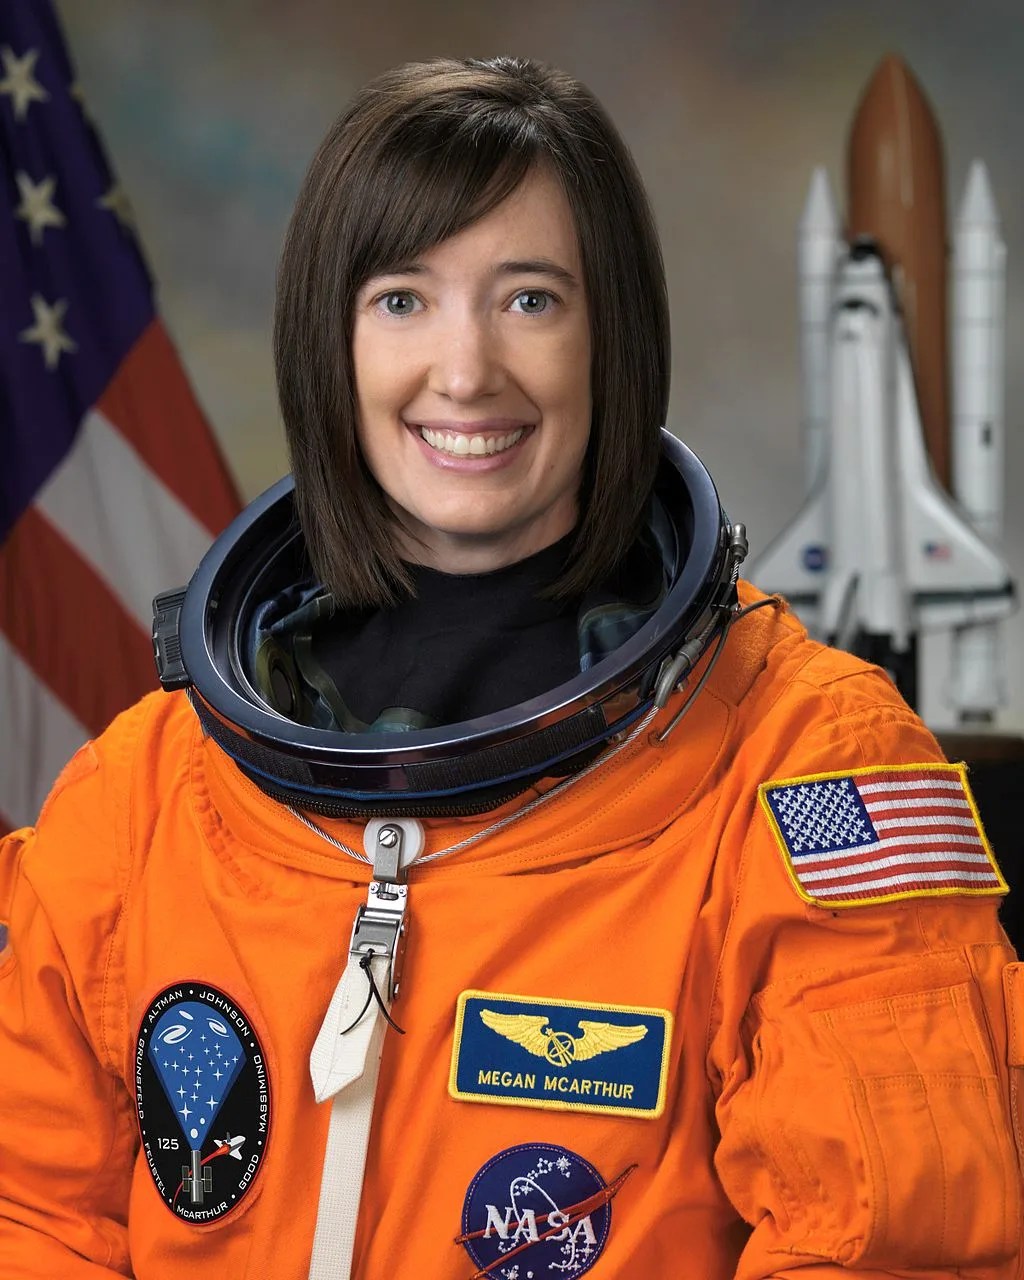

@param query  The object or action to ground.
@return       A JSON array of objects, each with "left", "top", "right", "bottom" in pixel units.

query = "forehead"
[{"left": 408, "top": 167, "right": 582, "bottom": 274}]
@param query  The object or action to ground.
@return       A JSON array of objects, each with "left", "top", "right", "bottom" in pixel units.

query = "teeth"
[{"left": 420, "top": 427, "right": 524, "bottom": 456}]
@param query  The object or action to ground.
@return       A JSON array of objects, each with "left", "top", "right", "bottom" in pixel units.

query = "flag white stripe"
[
  {"left": 798, "top": 849, "right": 994, "bottom": 883},
  {"left": 857, "top": 778, "right": 965, "bottom": 795},
  {"left": 871, "top": 816, "right": 980, "bottom": 831},
  {"left": 810, "top": 868, "right": 1000, "bottom": 896},
  {"left": 793, "top": 831, "right": 984, "bottom": 859},
  {"left": 862, "top": 796, "right": 971, "bottom": 813},
  {"left": 34, "top": 408, "right": 213, "bottom": 633},
  {"left": 0, "top": 632, "right": 89, "bottom": 829}
]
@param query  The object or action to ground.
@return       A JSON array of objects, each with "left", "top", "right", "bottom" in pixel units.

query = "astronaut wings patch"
[{"left": 759, "top": 762, "right": 1007, "bottom": 908}]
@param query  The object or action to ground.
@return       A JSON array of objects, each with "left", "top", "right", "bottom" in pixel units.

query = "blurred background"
[{"left": 55, "top": 0, "right": 1024, "bottom": 732}]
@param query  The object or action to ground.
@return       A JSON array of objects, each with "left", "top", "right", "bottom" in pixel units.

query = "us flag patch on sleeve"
[{"left": 759, "top": 762, "right": 1008, "bottom": 908}]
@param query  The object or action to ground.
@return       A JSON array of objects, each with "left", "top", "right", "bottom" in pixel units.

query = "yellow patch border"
[
  {"left": 448, "top": 988, "right": 673, "bottom": 1119},
  {"left": 758, "top": 760, "right": 1008, "bottom": 910}
]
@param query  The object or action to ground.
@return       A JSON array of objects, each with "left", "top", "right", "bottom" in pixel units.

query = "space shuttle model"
[{"left": 751, "top": 55, "right": 1015, "bottom": 719}]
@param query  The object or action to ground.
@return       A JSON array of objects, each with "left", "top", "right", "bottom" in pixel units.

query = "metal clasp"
[{"left": 349, "top": 823, "right": 411, "bottom": 1001}]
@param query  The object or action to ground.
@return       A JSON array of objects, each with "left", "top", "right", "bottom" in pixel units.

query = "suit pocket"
[{"left": 811, "top": 970, "right": 1021, "bottom": 1267}]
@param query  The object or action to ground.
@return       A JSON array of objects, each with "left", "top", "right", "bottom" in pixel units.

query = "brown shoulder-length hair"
[{"left": 274, "top": 56, "right": 669, "bottom": 608}]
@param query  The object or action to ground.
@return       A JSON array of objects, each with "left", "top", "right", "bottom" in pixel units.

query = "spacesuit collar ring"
[{"left": 157, "top": 430, "right": 737, "bottom": 817}]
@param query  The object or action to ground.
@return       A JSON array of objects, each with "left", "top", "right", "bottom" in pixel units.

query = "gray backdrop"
[{"left": 56, "top": 1, "right": 1024, "bottom": 732}]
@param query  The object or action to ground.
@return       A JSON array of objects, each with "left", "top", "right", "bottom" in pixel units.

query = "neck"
[{"left": 390, "top": 515, "right": 578, "bottom": 576}]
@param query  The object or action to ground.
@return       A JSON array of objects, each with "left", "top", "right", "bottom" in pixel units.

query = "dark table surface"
[{"left": 935, "top": 733, "right": 1024, "bottom": 955}]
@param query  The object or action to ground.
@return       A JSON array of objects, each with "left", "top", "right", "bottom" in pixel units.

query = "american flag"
[
  {"left": 761, "top": 764, "right": 1007, "bottom": 907},
  {"left": 0, "top": 1, "right": 240, "bottom": 834}
]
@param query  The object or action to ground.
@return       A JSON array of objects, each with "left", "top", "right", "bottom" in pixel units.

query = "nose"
[{"left": 428, "top": 314, "right": 504, "bottom": 403}]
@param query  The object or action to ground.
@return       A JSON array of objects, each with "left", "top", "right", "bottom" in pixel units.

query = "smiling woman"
[
  {"left": 274, "top": 57, "right": 668, "bottom": 608},
  {"left": 1, "top": 52, "right": 1022, "bottom": 1280}
]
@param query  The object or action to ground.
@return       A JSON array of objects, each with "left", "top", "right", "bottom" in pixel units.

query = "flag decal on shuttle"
[{"left": 759, "top": 762, "right": 1007, "bottom": 908}]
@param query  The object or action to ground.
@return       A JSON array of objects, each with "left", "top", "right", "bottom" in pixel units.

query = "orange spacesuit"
[{"left": 0, "top": 590, "right": 1021, "bottom": 1278}]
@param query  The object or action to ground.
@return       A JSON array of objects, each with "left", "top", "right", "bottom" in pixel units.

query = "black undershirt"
[{"left": 311, "top": 534, "right": 583, "bottom": 728}]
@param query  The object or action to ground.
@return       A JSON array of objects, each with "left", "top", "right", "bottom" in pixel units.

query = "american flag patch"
[{"left": 760, "top": 763, "right": 1007, "bottom": 908}]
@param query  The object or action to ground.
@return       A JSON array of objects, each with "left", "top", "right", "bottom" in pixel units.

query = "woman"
[{"left": 1, "top": 56, "right": 1021, "bottom": 1280}]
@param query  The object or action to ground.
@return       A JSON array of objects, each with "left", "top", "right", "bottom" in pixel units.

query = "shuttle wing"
[{"left": 893, "top": 340, "right": 1014, "bottom": 627}]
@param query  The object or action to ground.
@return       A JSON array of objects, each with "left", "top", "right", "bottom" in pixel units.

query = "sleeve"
[
  {"left": 0, "top": 783, "right": 137, "bottom": 1273},
  {"left": 708, "top": 675, "right": 1024, "bottom": 1279}
]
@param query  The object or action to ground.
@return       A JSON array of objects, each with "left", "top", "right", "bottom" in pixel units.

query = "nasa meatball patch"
[
  {"left": 135, "top": 982, "right": 270, "bottom": 1223},
  {"left": 457, "top": 1143, "right": 634, "bottom": 1278}
]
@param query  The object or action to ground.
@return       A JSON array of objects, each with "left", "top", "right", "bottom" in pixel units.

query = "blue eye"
[
  {"left": 378, "top": 291, "right": 420, "bottom": 316},
  {"left": 511, "top": 290, "right": 552, "bottom": 315}
]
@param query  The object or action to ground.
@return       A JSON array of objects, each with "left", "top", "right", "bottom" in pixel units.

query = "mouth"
[{"left": 417, "top": 425, "right": 529, "bottom": 458}]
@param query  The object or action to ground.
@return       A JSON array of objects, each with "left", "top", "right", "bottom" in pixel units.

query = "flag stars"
[
  {"left": 0, "top": 47, "right": 49, "bottom": 121},
  {"left": 177, "top": 1086, "right": 185, "bottom": 1098},
  {"left": 179, "top": 1103, "right": 191, "bottom": 1120},
  {"left": 20, "top": 295, "right": 77, "bottom": 370},
  {"left": 15, "top": 172, "right": 66, "bottom": 245},
  {"left": 207, "top": 1096, "right": 216, "bottom": 1109},
  {"left": 96, "top": 182, "right": 135, "bottom": 232}
]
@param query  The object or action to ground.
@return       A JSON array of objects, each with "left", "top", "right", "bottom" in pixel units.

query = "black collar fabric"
[{"left": 310, "top": 533, "right": 582, "bottom": 732}]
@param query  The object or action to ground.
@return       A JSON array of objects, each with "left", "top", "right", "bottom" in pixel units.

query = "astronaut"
[{"left": 0, "top": 56, "right": 1021, "bottom": 1280}]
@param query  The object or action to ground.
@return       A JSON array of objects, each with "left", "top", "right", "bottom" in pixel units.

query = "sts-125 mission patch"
[{"left": 135, "top": 981, "right": 271, "bottom": 1223}]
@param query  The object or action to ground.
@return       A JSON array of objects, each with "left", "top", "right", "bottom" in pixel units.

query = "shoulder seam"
[{"left": 99, "top": 693, "right": 166, "bottom": 1071}]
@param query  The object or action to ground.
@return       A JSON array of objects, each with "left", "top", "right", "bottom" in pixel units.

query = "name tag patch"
[{"left": 449, "top": 990, "right": 671, "bottom": 1118}]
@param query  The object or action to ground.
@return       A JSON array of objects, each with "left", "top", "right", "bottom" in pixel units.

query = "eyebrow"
[
  {"left": 495, "top": 258, "right": 579, "bottom": 286},
  {"left": 365, "top": 258, "right": 580, "bottom": 287}
]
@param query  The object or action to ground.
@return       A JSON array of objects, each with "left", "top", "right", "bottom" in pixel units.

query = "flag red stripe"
[
  {"left": 796, "top": 842, "right": 987, "bottom": 877},
  {"left": 865, "top": 783, "right": 967, "bottom": 793},
  {"left": 97, "top": 319, "right": 241, "bottom": 536},
  {"left": 866, "top": 803, "right": 971, "bottom": 822},
  {"left": 856, "top": 770, "right": 957, "bottom": 787},
  {"left": 0, "top": 507, "right": 156, "bottom": 736},
  {"left": 821, "top": 875, "right": 1000, "bottom": 901},
  {"left": 802, "top": 859, "right": 994, "bottom": 891}
]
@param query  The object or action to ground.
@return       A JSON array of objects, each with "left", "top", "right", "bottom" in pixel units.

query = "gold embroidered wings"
[
  {"left": 572, "top": 1019, "right": 648, "bottom": 1061},
  {"left": 479, "top": 1009, "right": 648, "bottom": 1061}
]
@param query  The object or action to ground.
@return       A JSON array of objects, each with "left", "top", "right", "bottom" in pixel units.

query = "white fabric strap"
[{"left": 307, "top": 951, "right": 391, "bottom": 1280}]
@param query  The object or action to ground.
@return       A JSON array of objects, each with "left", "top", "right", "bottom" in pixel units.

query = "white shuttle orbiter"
[{"left": 751, "top": 58, "right": 1015, "bottom": 719}]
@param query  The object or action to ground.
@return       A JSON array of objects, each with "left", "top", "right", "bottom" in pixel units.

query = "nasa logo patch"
[
  {"left": 134, "top": 982, "right": 270, "bottom": 1223},
  {"left": 457, "top": 1143, "right": 634, "bottom": 1278}
]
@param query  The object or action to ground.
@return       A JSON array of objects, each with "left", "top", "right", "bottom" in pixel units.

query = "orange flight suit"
[{"left": 0, "top": 587, "right": 1021, "bottom": 1278}]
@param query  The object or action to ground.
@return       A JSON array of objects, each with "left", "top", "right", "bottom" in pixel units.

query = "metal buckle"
[{"left": 349, "top": 823, "right": 411, "bottom": 1001}]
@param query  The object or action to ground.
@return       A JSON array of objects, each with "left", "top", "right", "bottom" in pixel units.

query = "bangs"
[{"left": 341, "top": 107, "right": 543, "bottom": 287}]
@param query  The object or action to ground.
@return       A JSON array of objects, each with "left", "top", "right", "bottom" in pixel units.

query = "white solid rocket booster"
[
  {"left": 950, "top": 159, "right": 1007, "bottom": 720},
  {"left": 797, "top": 167, "right": 842, "bottom": 491}
]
